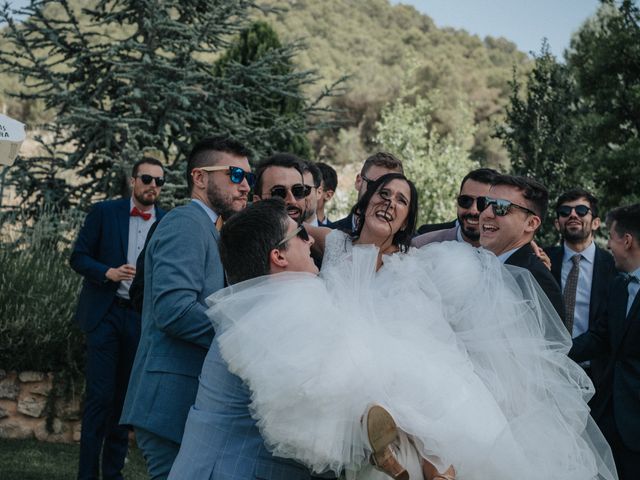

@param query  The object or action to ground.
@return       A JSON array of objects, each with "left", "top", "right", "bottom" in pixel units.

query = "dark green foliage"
[
  {"left": 214, "top": 20, "right": 316, "bottom": 159},
  {"left": 567, "top": 0, "right": 640, "bottom": 211},
  {"left": 496, "top": 42, "right": 589, "bottom": 244},
  {"left": 0, "top": 209, "right": 84, "bottom": 379},
  {"left": 0, "top": 0, "right": 336, "bottom": 215}
]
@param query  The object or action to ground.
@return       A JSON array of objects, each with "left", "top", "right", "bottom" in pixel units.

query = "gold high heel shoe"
[{"left": 366, "top": 405, "right": 409, "bottom": 480}]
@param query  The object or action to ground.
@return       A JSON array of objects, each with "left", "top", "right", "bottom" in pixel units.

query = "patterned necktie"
[
  {"left": 563, "top": 254, "right": 582, "bottom": 334},
  {"left": 130, "top": 206, "right": 151, "bottom": 221}
]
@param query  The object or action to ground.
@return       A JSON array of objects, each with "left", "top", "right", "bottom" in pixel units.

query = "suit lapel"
[
  {"left": 549, "top": 245, "right": 563, "bottom": 285},
  {"left": 117, "top": 198, "right": 130, "bottom": 260},
  {"left": 589, "top": 248, "right": 606, "bottom": 325}
]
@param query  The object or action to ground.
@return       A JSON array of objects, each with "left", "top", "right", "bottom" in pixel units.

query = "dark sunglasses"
[
  {"left": 136, "top": 174, "right": 165, "bottom": 187},
  {"left": 277, "top": 225, "right": 310, "bottom": 246},
  {"left": 269, "top": 184, "right": 312, "bottom": 200},
  {"left": 557, "top": 205, "right": 591, "bottom": 218},
  {"left": 199, "top": 166, "right": 256, "bottom": 188},
  {"left": 457, "top": 194, "right": 478, "bottom": 209},
  {"left": 477, "top": 196, "right": 538, "bottom": 217}
]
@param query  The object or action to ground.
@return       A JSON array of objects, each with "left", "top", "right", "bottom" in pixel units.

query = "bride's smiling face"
[{"left": 362, "top": 179, "right": 411, "bottom": 240}]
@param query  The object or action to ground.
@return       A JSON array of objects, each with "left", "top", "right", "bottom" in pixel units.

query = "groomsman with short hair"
[{"left": 570, "top": 203, "right": 640, "bottom": 480}]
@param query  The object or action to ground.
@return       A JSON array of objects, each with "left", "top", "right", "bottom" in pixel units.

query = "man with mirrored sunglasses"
[
  {"left": 478, "top": 174, "right": 565, "bottom": 320},
  {"left": 412, "top": 168, "right": 498, "bottom": 247},
  {"left": 121, "top": 137, "right": 251, "bottom": 478},
  {"left": 253, "top": 153, "right": 310, "bottom": 223},
  {"left": 544, "top": 189, "right": 616, "bottom": 385},
  {"left": 71, "top": 156, "right": 166, "bottom": 480}
]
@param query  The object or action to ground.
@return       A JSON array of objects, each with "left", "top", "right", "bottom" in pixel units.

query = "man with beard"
[
  {"left": 253, "top": 153, "right": 310, "bottom": 222},
  {"left": 302, "top": 161, "right": 322, "bottom": 226},
  {"left": 545, "top": 189, "right": 616, "bottom": 383},
  {"left": 121, "top": 137, "right": 253, "bottom": 479},
  {"left": 412, "top": 168, "right": 498, "bottom": 248},
  {"left": 70, "top": 156, "right": 166, "bottom": 480}
]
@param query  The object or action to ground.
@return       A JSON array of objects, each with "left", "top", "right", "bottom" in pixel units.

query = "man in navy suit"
[
  {"left": 121, "top": 137, "right": 253, "bottom": 479},
  {"left": 70, "top": 156, "right": 166, "bottom": 480},
  {"left": 570, "top": 204, "right": 640, "bottom": 480},
  {"left": 478, "top": 174, "right": 564, "bottom": 320},
  {"left": 545, "top": 189, "right": 616, "bottom": 384},
  {"left": 169, "top": 199, "right": 321, "bottom": 479}
]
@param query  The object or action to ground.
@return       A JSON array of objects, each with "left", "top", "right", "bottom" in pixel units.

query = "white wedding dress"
[{"left": 207, "top": 230, "right": 618, "bottom": 480}]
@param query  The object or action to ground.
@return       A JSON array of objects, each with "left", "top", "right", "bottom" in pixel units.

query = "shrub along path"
[{"left": 0, "top": 438, "right": 147, "bottom": 479}]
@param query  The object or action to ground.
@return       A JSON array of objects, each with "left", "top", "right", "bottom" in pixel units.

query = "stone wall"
[{"left": 0, "top": 369, "right": 82, "bottom": 443}]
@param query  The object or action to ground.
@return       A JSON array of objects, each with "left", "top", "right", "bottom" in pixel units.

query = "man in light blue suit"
[
  {"left": 169, "top": 199, "right": 323, "bottom": 479},
  {"left": 121, "top": 137, "right": 254, "bottom": 479}
]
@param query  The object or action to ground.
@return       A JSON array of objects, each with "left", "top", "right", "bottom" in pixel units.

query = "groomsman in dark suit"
[
  {"left": 121, "top": 137, "right": 253, "bottom": 478},
  {"left": 70, "top": 156, "right": 166, "bottom": 480},
  {"left": 545, "top": 189, "right": 616, "bottom": 384},
  {"left": 570, "top": 203, "right": 640, "bottom": 480},
  {"left": 478, "top": 174, "right": 564, "bottom": 320},
  {"left": 315, "top": 162, "right": 337, "bottom": 227},
  {"left": 331, "top": 152, "right": 403, "bottom": 232}
]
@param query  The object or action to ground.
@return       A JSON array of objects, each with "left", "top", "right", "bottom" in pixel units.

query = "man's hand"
[
  {"left": 105, "top": 264, "right": 136, "bottom": 282},
  {"left": 530, "top": 240, "right": 551, "bottom": 270}
]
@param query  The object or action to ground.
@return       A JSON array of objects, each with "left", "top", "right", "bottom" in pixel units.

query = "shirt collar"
[
  {"left": 563, "top": 241, "right": 595, "bottom": 264},
  {"left": 191, "top": 199, "right": 219, "bottom": 225},
  {"left": 497, "top": 246, "right": 520, "bottom": 263}
]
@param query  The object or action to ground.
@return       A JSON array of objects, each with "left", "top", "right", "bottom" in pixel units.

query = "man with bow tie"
[
  {"left": 570, "top": 203, "right": 640, "bottom": 480},
  {"left": 70, "top": 156, "right": 166, "bottom": 480}
]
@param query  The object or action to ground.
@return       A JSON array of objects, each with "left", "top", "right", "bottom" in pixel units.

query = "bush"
[{"left": 0, "top": 209, "right": 84, "bottom": 380}]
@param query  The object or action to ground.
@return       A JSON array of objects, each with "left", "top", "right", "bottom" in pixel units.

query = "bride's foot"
[
  {"left": 365, "top": 405, "right": 409, "bottom": 480},
  {"left": 421, "top": 459, "right": 455, "bottom": 480}
]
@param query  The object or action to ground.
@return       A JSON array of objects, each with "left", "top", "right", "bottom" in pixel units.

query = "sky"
[
  {"left": 394, "top": 0, "right": 602, "bottom": 57},
  {"left": 6, "top": 0, "right": 602, "bottom": 58}
]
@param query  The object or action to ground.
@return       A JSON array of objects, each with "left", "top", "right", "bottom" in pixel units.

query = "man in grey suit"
[
  {"left": 168, "top": 198, "right": 321, "bottom": 479},
  {"left": 120, "top": 137, "right": 254, "bottom": 479}
]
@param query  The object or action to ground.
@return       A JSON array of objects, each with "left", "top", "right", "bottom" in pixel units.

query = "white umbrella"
[{"left": 0, "top": 113, "right": 26, "bottom": 166}]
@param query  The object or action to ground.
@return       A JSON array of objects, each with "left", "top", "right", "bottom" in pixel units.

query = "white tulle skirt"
[{"left": 207, "top": 240, "right": 617, "bottom": 480}]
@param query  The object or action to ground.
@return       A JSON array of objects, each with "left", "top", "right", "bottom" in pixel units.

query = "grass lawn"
[{"left": 0, "top": 438, "right": 148, "bottom": 480}]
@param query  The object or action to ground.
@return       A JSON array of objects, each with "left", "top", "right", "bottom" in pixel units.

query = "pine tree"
[{"left": 0, "top": 0, "right": 337, "bottom": 216}]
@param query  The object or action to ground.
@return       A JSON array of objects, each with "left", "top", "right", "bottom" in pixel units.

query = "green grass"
[{"left": 0, "top": 438, "right": 148, "bottom": 480}]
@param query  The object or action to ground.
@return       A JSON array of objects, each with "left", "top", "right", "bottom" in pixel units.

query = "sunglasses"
[
  {"left": 457, "top": 194, "right": 478, "bottom": 209},
  {"left": 136, "top": 174, "right": 165, "bottom": 187},
  {"left": 277, "top": 225, "right": 310, "bottom": 246},
  {"left": 477, "top": 196, "right": 538, "bottom": 217},
  {"left": 269, "top": 184, "right": 312, "bottom": 200},
  {"left": 199, "top": 166, "right": 256, "bottom": 188},
  {"left": 557, "top": 205, "right": 591, "bottom": 218}
]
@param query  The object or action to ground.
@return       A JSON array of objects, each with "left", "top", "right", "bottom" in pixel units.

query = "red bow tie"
[{"left": 130, "top": 206, "right": 152, "bottom": 221}]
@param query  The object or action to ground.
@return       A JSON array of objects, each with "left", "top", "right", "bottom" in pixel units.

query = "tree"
[
  {"left": 495, "top": 41, "right": 589, "bottom": 244},
  {"left": 376, "top": 90, "right": 478, "bottom": 226},
  {"left": 0, "top": 0, "right": 337, "bottom": 217},
  {"left": 567, "top": 0, "right": 640, "bottom": 211}
]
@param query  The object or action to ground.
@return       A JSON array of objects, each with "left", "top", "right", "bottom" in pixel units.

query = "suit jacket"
[
  {"left": 70, "top": 198, "right": 165, "bottom": 332},
  {"left": 570, "top": 274, "right": 640, "bottom": 449},
  {"left": 545, "top": 243, "right": 616, "bottom": 383},
  {"left": 121, "top": 201, "right": 224, "bottom": 444},
  {"left": 505, "top": 243, "right": 565, "bottom": 321},
  {"left": 329, "top": 214, "right": 353, "bottom": 233},
  {"left": 411, "top": 226, "right": 458, "bottom": 248},
  {"left": 168, "top": 341, "right": 315, "bottom": 479},
  {"left": 129, "top": 220, "right": 161, "bottom": 313},
  {"left": 416, "top": 219, "right": 457, "bottom": 236}
]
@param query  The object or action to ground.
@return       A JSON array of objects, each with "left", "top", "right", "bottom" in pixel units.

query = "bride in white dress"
[{"left": 207, "top": 173, "right": 618, "bottom": 480}]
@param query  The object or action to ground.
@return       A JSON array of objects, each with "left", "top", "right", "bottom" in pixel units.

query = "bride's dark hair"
[{"left": 349, "top": 173, "right": 418, "bottom": 252}]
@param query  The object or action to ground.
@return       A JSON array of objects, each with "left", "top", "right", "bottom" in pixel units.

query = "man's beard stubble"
[
  {"left": 459, "top": 213, "right": 480, "bottom": 242},
  {"left": 207, "top": 183, "right": 241, "bottom": 221}
]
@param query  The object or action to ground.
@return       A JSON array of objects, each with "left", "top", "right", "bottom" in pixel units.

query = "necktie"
[
  {"left": 563, "top": 254, "right": 582, "bottom": 334},
  {"left": 130, "top": 206, "right": 151, "bottom": 221},
  {"left": 215, "top": 215, "right": 224, "bottom": 231}
]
